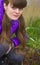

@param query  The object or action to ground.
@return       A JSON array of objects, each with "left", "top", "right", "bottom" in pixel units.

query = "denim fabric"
[
  {"left": 0, "top": 60, "right": 6, "bottom": 65},
  {"left": 0, "top": 43, "right": 23, "bottom": 65},
  {"left": 7, "top": 48, "right": 24, "bottom": 63},
  {"left": 0, "top": 43, "right": 9, "bottom": 58}
]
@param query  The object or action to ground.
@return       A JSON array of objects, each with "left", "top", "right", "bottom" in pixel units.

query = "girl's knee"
[{"left": 15, "top": 54, "right": 24, "bottom": 62}]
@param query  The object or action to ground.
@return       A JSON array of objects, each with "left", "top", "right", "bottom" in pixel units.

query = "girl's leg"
[
  {"left": 0, "top": 43, "right": 9, "bottom": 65},
  {"left": 0, "top": 43, "right": 9, "bottom": 58},
  {"left": 7, "top": 48, "right": 24, "bottom": 65},
  {"left": 0, "top": 61, "right": 6, "bottom": 65}
]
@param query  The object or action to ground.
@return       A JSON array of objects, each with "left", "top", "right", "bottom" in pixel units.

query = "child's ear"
[{"left": 4, "top": 3, "right": 7, "bottom": 10}]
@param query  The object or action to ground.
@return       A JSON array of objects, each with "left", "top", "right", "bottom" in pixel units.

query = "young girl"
[{"left": 0, "top": 0, "right": 27, "bottom": 65}]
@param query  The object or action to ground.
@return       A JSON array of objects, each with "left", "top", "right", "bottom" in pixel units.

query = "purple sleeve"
[
  {"left": 0, "top": 0, "right": 4, "bottom": 21},
  {"left": 10, "top": 20, "right": 20, "bottom": 47},
  {"left": 0, "top": 0, "right": 5, "bottom": 34},
  {"left": 11, "top": 37, "right": 20, "bottom": 47}
]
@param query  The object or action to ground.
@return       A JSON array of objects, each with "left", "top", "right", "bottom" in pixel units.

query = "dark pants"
[
  {"left": 7, "top": 47, "right": 24, "bottom": 65},
  {"left": 0, "top": 43, "right": 24, "bottom": 65}
]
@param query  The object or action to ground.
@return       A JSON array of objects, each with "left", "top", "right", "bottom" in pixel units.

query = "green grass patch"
[{"left": 25, "top": 17, "right": 40, "bottom": 50}]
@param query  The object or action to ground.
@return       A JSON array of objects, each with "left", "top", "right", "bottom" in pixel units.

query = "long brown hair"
[{"left": 0, "top": 0, "right": 27, "bottom": 50}]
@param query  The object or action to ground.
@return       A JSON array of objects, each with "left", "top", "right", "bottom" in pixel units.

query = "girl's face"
[{"left": 4, "top": 3, "right": 23, "bottom": 20}]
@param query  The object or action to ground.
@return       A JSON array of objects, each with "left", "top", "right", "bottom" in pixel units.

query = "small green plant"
[{"left": 26, "top": 17, "right": 40, "bottom": 50}]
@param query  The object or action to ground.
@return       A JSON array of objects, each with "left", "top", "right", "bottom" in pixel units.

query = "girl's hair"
[{"left": 1, "top": 0, "right": 27, "bottom": 50}]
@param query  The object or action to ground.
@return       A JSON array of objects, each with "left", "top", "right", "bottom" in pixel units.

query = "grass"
[
  {"left": 23, "top": 17, "right": 40, "bottom": 65},
  {"left": 25, "top": 17, "right": 40, "bottom": 50}
]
